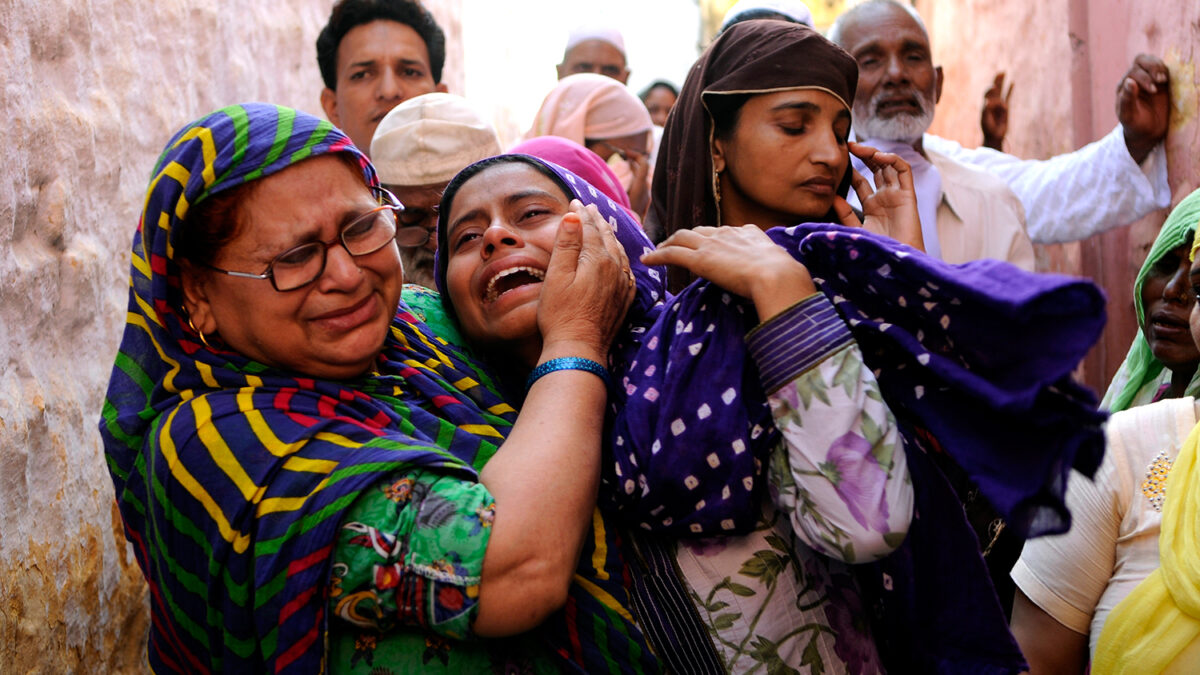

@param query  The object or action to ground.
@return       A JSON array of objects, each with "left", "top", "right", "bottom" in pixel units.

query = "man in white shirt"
[
  {"left": 833, "top": 1, "right": 1171, "bottom": 245},
  {"left": 831, "top": 0, "right": 1035, "bottom": 269}
]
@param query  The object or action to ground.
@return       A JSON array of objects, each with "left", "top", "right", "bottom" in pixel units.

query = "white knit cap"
[
  {"left": 369, "top": 93, "right": 502, "bottom": 186},
  {"left": 564, "top": 23, "right": 626, "bottom": 55},
  {"left": 721, "top": 0, "right": 814, "bottom": 29}
]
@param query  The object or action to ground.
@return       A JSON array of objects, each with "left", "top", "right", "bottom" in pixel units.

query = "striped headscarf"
[
  {"left": 1101, "top": 188, "right": 1200, "bottom": 412},
  {"left": 99, "top": 104, "right": 518, "bottom": 673}
]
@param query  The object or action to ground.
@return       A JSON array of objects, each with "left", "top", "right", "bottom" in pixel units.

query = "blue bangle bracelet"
[{"left": 525, "top": 357, "right": 610, "bottom": 392}]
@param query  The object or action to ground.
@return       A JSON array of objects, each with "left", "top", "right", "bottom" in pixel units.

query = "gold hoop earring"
[
  {"left": 186, "top": 315, "right": 211, "bottom": 349},
  {"left": 712, "top": 168, "right": 723, "bottom": 226}
]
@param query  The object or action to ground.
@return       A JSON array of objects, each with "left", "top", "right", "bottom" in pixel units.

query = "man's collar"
[{"left": 923, "top": 146, "right": 963, "bottom": 220}]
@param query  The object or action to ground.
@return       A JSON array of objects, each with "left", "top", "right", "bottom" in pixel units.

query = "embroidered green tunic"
[{"left": 327, "top": 470, "right": 561, "bottom": 673}]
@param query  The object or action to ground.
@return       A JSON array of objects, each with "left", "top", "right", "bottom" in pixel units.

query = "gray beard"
[{"left": 853, "top": 96, "right": 935, "bottom": 144}]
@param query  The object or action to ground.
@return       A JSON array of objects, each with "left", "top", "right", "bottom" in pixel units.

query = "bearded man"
[{"left": 831, "top": 0, "right": 1034, "bottom": 269}]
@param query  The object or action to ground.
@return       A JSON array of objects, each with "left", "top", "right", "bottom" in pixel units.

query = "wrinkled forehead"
[
  {"left": 443, "top": 154, "right": 631, "bottom": 230},
  {"left": 838, "top": 1, "right": 930, "bottom": 51}
]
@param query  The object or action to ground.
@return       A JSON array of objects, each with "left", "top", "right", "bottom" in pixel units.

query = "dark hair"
[
  {"left": 434, "top": 155, "right": 572, "bottom": 307},
  {"left": 719, "top": 10, "right": 805, "bottom": 34},
  {"left": 176, "top": 183, "right": 257, "bottom": 267},
  {"left": 706, "top": 93, "right": 753, "bottom": 141},
  {"left": 639, "top": 80, "right": 679, "bottom": 102},
  {"left": 316, "top": 0, "right": 446, "bottom": 90}
]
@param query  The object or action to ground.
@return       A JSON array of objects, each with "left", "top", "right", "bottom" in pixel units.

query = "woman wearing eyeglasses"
[
  {"left": 99, "top": 103, "right": 642, "bottom": 673},
  {"left": 524, "top": 72, "right": 653, "bottom": 217}
]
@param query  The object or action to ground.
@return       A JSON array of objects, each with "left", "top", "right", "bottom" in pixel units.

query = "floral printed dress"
[{"left": 659, "top": 294, "right": 911, "bottom": 674}]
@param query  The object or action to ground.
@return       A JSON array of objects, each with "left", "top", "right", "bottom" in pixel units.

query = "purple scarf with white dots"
[
  {"left": 777, "top": 224, "right": 1105, "bottom": 673},
  {"left": 530, "top": 158, "right": 1109, "bottom": 545}
]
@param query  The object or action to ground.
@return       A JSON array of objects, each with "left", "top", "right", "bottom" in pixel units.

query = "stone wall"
[{"left": 0, "top": 1, "right": 461, "bottom": 670}]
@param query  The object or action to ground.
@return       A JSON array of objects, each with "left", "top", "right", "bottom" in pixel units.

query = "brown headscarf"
[{"left": 644, "top": 20, "right": 858, "bottom": 245}]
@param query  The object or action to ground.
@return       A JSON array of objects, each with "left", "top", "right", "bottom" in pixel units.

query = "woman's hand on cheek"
[
  {"left": 537, "top": 200, "right": 635, "bottom": 360},
  {"left": 836, "top": 141, "right": 925, "bottom": 252},
  {"left": 641, "top": 225, "right": 817, "bottom": 320}
]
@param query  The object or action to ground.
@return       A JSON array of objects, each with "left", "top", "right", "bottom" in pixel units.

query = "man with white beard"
[{"left": 831, "top": 0, "right": 1035, "bottom": 269}]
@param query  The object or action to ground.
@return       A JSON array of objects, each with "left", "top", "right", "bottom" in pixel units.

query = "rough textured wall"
[
  {"left": 0, "top": 1, "right": 462, "bottom": 671},
  {"left": 917, "top": 0, "right": 1200, "bottom": 394}
]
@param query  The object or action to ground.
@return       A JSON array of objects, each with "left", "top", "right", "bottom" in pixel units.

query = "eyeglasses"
[
  {"left": 201, "top": 187, "right": 426, "bottom": 292},
  {"left": 396, "top": 204, "right": 439, "bottom": 244}
]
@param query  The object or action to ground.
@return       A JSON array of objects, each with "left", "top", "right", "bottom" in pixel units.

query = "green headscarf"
[{"left": 1102, "top": 188, "right": 1200, "bottom": 412}]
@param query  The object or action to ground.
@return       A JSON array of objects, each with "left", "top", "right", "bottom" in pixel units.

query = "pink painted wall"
[{"left": 916, "top": 0, "right": 1200, "bottom": 395}]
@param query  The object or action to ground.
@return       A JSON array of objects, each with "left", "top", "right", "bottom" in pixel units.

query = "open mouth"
[
  {"left": 1149, "top": 309, "right": 1191, "bottom": 338},
  {"left": 483, "top": 266, "right": 546, "bottom": 304},
  {"left": 876, "top": 97, "right": 922, "bottom": 115},
  {"left": 1152, "top": 316, "right": 1188, "bottom": 331}
]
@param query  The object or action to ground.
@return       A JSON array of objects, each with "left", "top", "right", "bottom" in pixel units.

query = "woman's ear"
[
  {"left": 711, "top": 136, "right": 727, "bottom": 173},
  {"left": 179, "top": 262, "right": 218, "bottom": 334}
]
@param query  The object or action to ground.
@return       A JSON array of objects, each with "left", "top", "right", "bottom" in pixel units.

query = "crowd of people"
[{"left": 98, "top": 0, "right": 1195, "bottom": 673}]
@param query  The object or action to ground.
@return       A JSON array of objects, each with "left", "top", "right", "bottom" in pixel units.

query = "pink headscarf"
[
  {"left": 524, "top": 73, "right": 652, "bottom": 145},
  {"left": 509, "top": 136, "right": 635, "bottom": 217}
]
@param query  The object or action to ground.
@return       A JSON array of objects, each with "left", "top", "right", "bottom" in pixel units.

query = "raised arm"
[
  {"left": 924, "top": 54, "right": 1171, "bottom": 244},
  {"left": 474, "top": 202, "right": 634, "bottom": 635},
  {"left": 330, "top": 203, "right": 635, "bottom": 640},
  {"left": 980, "top": 72, "right": 1013, "bottom": 151},
  {"left": 749, "top": 298, "right": 912, "bottom": 562}
]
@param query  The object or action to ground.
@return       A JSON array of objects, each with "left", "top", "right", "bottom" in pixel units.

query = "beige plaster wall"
[{"left": 0, "top": 1, "right": 462, "bottom": 671}]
